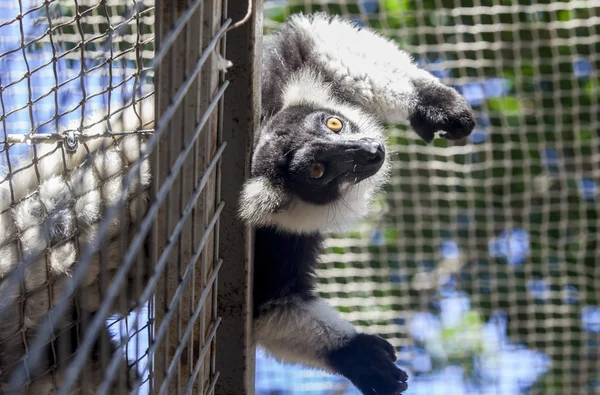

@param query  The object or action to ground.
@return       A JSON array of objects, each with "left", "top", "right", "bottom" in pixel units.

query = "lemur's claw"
[
  {"left": 328, "top": 333, "right": 408, "bottom": 394},
  {"left": 409, "top": 80, "right": 476, "bottom": 143}
]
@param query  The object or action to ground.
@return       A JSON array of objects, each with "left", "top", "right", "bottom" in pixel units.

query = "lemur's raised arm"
[
  {"left": 261, "top": 13, "right": 475, "bottom": 143},
  {"left": 241, "top": 13, "right": 475, "bottom": 395}
]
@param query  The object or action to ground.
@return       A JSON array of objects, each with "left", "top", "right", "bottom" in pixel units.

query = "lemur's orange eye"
[
  {"left": 309, "top": 162, "right": 325, "bottom": 179},
  {"left": 326, "top": 117, "right": 343, "bottom": 132}
]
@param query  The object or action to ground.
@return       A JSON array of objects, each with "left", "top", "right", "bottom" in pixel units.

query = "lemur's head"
[{"left": 239, "top": 102, "right": 390, "bottom": 234}]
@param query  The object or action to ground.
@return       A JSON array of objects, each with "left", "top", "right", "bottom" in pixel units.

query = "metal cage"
[{"left": 0, "top": 0, "right": 258, "bottom": 393}]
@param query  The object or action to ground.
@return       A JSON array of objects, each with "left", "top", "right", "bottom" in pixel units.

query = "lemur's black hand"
[
  {"left": 409, "top": 80, "right": 476, "bottom": 143},
  {"left": 327, "top": 333, "right": 408, "bottom": 395}
]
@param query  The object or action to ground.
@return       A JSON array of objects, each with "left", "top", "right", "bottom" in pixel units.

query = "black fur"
[
  {"left": 409, "top": 80, "right": 476, "bottom": 143},
  {"left": 261, "top": 30, "right": 315, "bottom": 120},
  {"left": 253, "top": 227, "right": 322, "bottom": 316},
  {"left": 251, "top": 104, "right": 382, "bottom": 206},
  {"left": 328, "top": 334, "right": 409, "bottom": 395}
]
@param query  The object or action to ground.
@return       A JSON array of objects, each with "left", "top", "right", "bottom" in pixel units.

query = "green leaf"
[
  {"left": 556, "top": 10, "right": 573, "bottom": 22},
  {"left": 486, "top": 97, "right": 522, "bottom": 116},
  {"left": 265, "top": 6, "right": 288, "bottom": 22},
  {"left": 576, "top": 129, "right": 593, "bottom": 141},
  {"left": 380, "top": 0, "right": 409, "bottom": 13},
  {"left": 583, "top": 78, "right": 599, "bottom": 98}
]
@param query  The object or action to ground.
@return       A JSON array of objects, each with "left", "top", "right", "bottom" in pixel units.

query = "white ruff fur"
[
  {"left": 254, "top": 298, "right": 356, "bottom": 370},
  {"left": 239, "top": 171, "right": 388, "bottom": 234}
]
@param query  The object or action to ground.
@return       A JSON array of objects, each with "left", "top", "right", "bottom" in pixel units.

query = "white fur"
[
  {"left": 282, "top": 68, "right": 385, "bottom": 142},
  {"left": 0, "top": 100, "right": 154, "bottom": 390},
  {"left": 0, "top": 242, "right": 18, "bottom": 278},
  {"left": 287, "top": 14, "right": 437, "bottom": 120},
  {"left": 239, "top": 170, "right": 388, "bottom": 234},
  {"left": 254, "top": 298, "right": 356, "bottom": 370},
  {"left": 49, "top": 241, "right": 77, "bottom": 274},
  {"left": 20, "top": 226, "right": 49, "bottom": 262}
]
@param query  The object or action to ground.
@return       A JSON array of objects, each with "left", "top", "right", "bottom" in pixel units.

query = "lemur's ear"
[{"left": 409, "top": 80, "right": 475, "bottom": 143}]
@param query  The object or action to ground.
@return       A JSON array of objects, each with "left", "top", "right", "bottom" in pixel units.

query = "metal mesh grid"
[
  {"left": 0, "top": 0, "right": 245, "bottom": 393},
  {"left": 258, "top": 1, "right": 600, "bottom": 394},
  {"left": 151, "top": 0, "right": 232, "bottom": 392},
  {"left": 0, "top": 0, "right": 155, "bottom": 393}
]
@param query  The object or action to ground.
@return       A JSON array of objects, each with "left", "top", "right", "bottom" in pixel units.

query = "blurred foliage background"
[
  {"left": 256, "top": 1, "right": 600, "bottom": 394},
  {"left": 2, "top": 0, "right": 597, "bottom": 393}
]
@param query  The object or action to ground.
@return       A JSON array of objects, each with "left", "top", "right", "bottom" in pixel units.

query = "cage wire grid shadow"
[
  {"left": 0, "top": 0, "right": 253, "bottom": 393},
  {"left": 255, "top": 1, "right": 600, "bottom": 395}
]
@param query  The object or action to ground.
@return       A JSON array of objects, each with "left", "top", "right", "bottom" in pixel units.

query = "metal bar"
[
  {"left": 6, "top": 129, "right": 154, "bottom": 144},
  {"left": 143, "top": 194, "right": 225, "bottom": 320},
  {"left": 140, "top": 257, "right": 224, "bottom": 389},
  {"left": 151, "top": 0, "right": 205, "bottom": 69},
  {"left": 191, "top": 371, "right": 219, "bottom": 395},
  {"left": 159, "top": 317, "right": 222, "bottom": 395},
  {"left": 55, "top": 140, "right": 225, "bottom": 394},
  {"left": 96, "top": 171, "right": 226, "bottom": 394},
  {"left": 185, "top": 329, "right": 216, "bottom": 395},
  {"left": 215, "top": 0, "right": 262, "bottom": 392},
  {"left": 150, "top": 20, "right": 230, "bottom": 148}
]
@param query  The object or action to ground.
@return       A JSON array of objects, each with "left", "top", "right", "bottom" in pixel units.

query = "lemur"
[
  {"left": 239, "top": 13, "right": 475, "bottom": 395},
  {"left": 0, "top": 12, "right": 474, "bottom": 395}
]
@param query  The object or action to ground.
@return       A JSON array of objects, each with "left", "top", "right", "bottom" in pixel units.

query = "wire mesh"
[
  {"left": 0, "top": 0, "right": 241, "bottom": 393},
  {"left": 0, "top": 0, "right": 155, "bottom": 393},
  {"left": 151, "top": 0, "right": 237, "bottom": 393},
  {"left": 257, "top": 1, "right": 600, "bottom": 394}
]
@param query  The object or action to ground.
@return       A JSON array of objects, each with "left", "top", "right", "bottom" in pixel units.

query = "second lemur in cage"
[{"left": 240, "top": 14, "right": 475, "bottom": 394}]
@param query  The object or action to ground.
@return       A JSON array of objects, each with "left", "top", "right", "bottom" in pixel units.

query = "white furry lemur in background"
[
  {"left": 0, "top": 12, "right": 474, "bottom": 395},
  {"left": 0, "top": 101, "right": 153, "bottom": 393}
]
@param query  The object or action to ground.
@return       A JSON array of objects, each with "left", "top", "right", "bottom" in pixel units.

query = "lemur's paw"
[
  {"left": 327, "top": 333, "right": 408, "bottom": 395},
  {"left": 409, "top": 80, "right": 476, "bottom": 143}
]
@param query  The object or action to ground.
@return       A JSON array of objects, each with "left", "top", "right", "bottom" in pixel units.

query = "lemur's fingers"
[
  {"left": 371, "top": 333, "right": 397, "bottom": 361},
  {"left": 409, "top": 79, "right": 476, "bottom": 143},
  {"left": 328, "top": 333, "right": 408, "bottom": 395}
]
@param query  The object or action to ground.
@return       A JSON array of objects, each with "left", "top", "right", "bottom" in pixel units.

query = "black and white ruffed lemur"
[
  {"left": 0, "top": 12, "right": 474, "bottom": 395},
  {"left": 239, "top": 13, "right": 475, "bottom": 395}
]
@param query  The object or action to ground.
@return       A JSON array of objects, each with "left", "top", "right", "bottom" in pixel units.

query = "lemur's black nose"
[
  {"left": 336, "top": 137, "right": 385, "bottom": 183},
  {"left": 354, "top": 138, "right": 385, "bottom": 165},
  {"left": 306, "top": 137, "right": 386, "bottom": 185}
]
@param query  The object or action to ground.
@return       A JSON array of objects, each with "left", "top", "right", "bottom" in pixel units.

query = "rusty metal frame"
[
  {"left": 153, "top": 0, "right": 259, "bottom": 393},
  {"left": 215, "top": 0, "right": 262, "bottom": 393}
]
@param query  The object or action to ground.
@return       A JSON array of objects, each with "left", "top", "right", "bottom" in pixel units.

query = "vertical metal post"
[
  {"left": 215, "top": 0, "right": 262, "bottom": 393},
  {"left": 153, "top": 1, "right": 185, "bottom": 392},
  {"left": 153, "top": 0, "right": 225, "bottom": 393}
]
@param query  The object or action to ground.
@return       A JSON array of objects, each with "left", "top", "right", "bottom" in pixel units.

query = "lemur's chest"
[{"left": 252, "top": 228, "right": 322, "bottom": 315}]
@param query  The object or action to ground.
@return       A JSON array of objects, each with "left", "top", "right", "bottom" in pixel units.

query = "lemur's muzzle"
[{"left": 309, "top": 137, "right": 385, "bottom": 184}]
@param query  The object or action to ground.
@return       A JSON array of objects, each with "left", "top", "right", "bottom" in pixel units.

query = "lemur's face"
[
  {"left": 255, "top": 105, "right": 386, "bottom": 204},
  {"left": 240, "top": 104, "right": 389, "bottom": 234}
]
